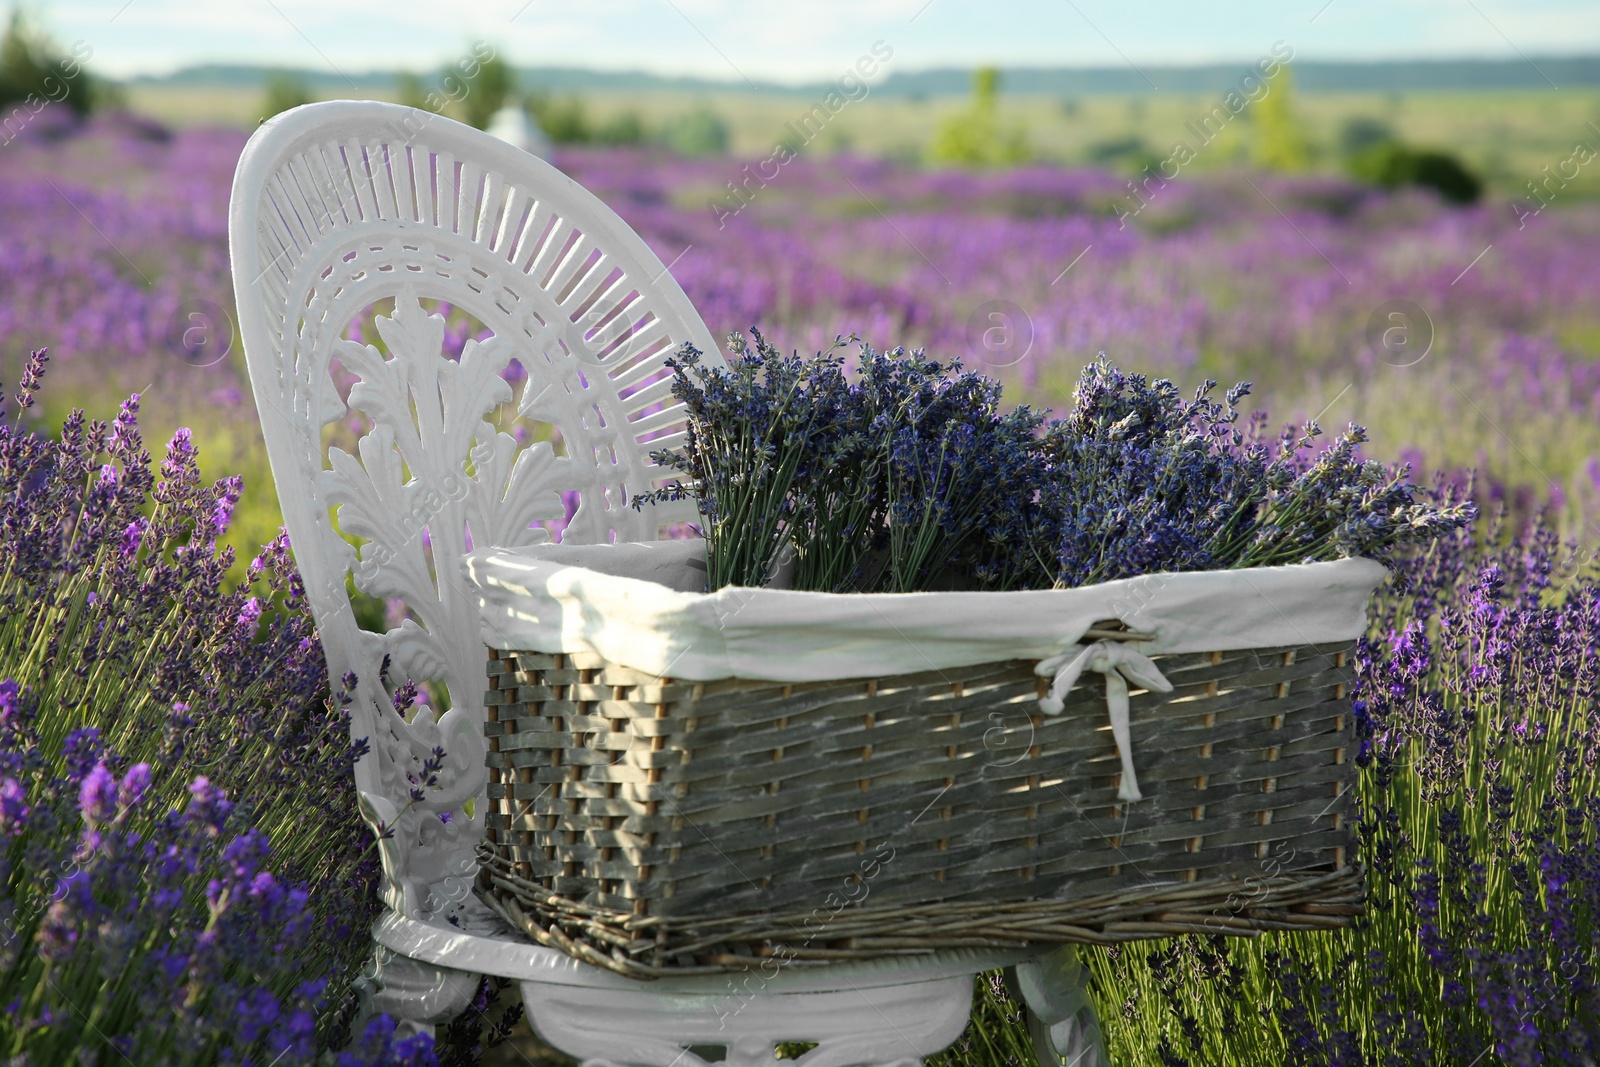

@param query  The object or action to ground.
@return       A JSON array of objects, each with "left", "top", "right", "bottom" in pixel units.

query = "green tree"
[
  {"left": 1253, "top": 66, "right": 1312, "bottom": 171},
  {"left": 660, "top": 104, "right": 729, "bottom": 156},
  {"left": 596, "top": 109, "right": 645, "bottom": 146},
  {"left": 261, "top": 70, "right": 312, "bottom": 120},
  {"left": 526, "top": 92, "right": 592, "bottom": 144},
  {"left": 394, "top": 70, "right": 431, "bottom": 111},
  {"left": 928, "top": 66, "right": 1030, "bottom": 168},
  {"left": 0, "top": 12, "right": 95, "bottom": 117},
  {"left": 460, "top": 51, "right": 513, "bottom": 130}
]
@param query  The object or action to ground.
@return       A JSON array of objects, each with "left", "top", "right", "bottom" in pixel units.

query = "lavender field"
[
  {"left": 6, "top": 110, "right": 1600, "bottom": 563},
  {"left": 6, "top": 104, "right": 1600, "bottom": 1064}
]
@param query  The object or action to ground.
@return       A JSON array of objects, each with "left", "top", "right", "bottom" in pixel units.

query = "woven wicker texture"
[{"left": 478, "top": 640, "right": 1361, "bottom": 977}]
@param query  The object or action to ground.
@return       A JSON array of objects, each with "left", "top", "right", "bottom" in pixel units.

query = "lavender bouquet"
[
  {"left": 639, "top": 329, "right": 1045, "bottom": 592},
  {"left": 1040, "top": 358, "right": 1474, "bottom": 585},
  {"left": 637, "top": 336, "right": 1474, "bottom": 593}
]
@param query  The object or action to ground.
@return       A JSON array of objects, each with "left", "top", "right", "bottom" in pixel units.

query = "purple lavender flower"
[
  {"left": 120, "top": 517, "right": 148, "bottom": 558},
  {"left": 0, "top": 680, "right": 21, "bottom": 724},
  {"left": 185, "top": 776, "right": 232, "bottom": 835},
  {"left": 0, "top": 778, "right": 28, "bottom": 834},
  {"left": 211, "top": 475, "right": 243, "bottom": 537},
  {"left": 77, "top": 763, "right": 117, "bottom": 825},
  {"left": 338, "top": 1016, "right": 439, "bottom": 1067},
  {"left": 12, "top": 348, "right": 48, "bottom": 413},
  {"left": 61, "top": 729, "right": 102, "bottom": 782},
  {"left": 36, "top": 900, "right": 78, "bottom": 961},
  {"left": 118, "top": 763, "right": 151, "bottom": 809},
  {"left": 0, "top": 338, "right": 434, "bottom": 1060}
]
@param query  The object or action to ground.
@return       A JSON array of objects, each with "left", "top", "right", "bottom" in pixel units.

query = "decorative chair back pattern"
[{"left": 229, "top": 101, "right": 720, "bottom": 922}]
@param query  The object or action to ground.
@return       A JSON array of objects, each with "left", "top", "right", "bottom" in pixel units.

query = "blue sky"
[{"left": 30, "top": 0, "right": 1600, "bottom": 81}]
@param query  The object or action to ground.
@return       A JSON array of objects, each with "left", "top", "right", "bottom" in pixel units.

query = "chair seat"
[
  {"left": 374, "top": 902, "right": 1038, "bottom": 993},
  {"left": 376, "top": 902, "right": 1055, "bottom": 1067}
]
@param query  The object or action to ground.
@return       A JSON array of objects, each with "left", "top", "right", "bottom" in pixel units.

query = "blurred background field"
[
  {"left": 8, "top": 20, "right": 1600, "bottom": 578},
  {"left": 124, "top": 81, "right": 1600, "bottom": 200}
]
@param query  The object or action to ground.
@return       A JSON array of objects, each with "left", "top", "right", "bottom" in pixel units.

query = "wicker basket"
[{"left": 477, "top": 630, "right": 1362, "bottom": 978}]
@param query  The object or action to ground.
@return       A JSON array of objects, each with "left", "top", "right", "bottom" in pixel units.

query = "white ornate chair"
[{"left": 229, "top": 100, "right": 1104, "bottom": 1066}]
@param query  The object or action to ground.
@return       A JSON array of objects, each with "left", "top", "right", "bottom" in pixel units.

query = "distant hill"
[
  {"left": 125, "top": 63, "right": 736, "bottom": 93},
  {"left": 125, "top": 56, "right": 1600, "bottom": 97},
  {"left": 882, "top": 56, "right": 1600, "bottom": 95}
]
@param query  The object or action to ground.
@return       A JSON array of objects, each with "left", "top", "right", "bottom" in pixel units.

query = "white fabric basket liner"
[{"left": 464, "top": 541, "right": 1387, "bottom": 684}]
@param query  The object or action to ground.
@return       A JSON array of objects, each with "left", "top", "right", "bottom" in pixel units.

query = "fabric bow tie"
[{"left": 1035, "top": 640, "right": 1173, "bottom": 802}]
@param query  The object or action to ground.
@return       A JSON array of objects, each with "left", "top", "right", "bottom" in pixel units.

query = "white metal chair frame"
[{"left": 230, "top": 100, "right": 1103, "bottom": 1066}]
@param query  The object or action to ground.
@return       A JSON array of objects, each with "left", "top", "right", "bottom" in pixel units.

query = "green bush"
[
  {"left": 1085, "top": 135, "right": 1150, "bottom": 163},
  {"left": 660, "top": 105, "right": 729, "bottom": 157},
  {"left": 1349, "top": 141, "right": 1483, "bottom": 204},
  {"left": 526, "top": 93, "right": 592, "bottom": 144},
  {"left": 1339, "top": 116, "right": 1397, "bottom": 155},
  {"left": 928, "top": 67, "right": 1031, "bottom": 168},
  {"left": 1084, "top": 135, "right": 1163, "bottom": 175},
  {"left": 596, "top": 109, "right": 646, "bottom": 146},
  {"left": 262, "top": 71, "right": 313, "bottom": 120},
  {"left": 0, "top": 13, "right": 94, "bottom": 118},
  {"left": 394, "top": 71, "right": 431, "bottom": 112}
]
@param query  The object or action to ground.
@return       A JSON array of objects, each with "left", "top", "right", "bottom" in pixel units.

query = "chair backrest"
[{"left": 229, "top": 100, "right": 721, "bottom": 920}]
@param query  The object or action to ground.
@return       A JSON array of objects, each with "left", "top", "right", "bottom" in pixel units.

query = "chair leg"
[
  {"left": 1009, "top": 946, "right": 1108, "bottom": 1067},
  {"left": 354, "top": 941, "right": 482, "bottom": 1039},
  {"left": 520, "top": 971, "right": 973, "bottom": 1067}
]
